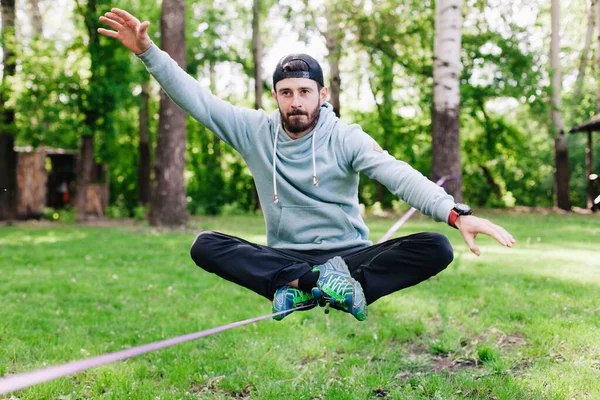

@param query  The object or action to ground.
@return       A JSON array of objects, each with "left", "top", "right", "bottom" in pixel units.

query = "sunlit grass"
[{"left": 1, "top": 210, "right": 599, "bottom": 399}]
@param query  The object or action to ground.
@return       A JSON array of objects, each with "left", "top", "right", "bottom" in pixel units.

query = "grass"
[{"left": 0, "top": 210, "right": 599, "bottom": 399}]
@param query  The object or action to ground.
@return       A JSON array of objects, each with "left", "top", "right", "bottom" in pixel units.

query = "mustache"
[{"left": 287, "top": 110, "right": 308, "bottom": 116}]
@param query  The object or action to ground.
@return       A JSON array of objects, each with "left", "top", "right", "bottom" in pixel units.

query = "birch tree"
[
  {"left": 432, "top": 0, "right": 463, "bottom": 201},
  {"left": 573, "top": 0, "right": 594, "bottom": 104},
  {"left": 149, "top": 0, "right": 188, "bottom": 226},
  {"left": 252, "top": 0, "right": 263, "bottom": 111},
  {"left": 551, "top": 0, "right": 570, "bottom": 210},
  {"left": 324, "top": 5, "right": 342, "bottom": 118},
  {"left": 26, "top": 0, "right": 43, "bottom": 36}
]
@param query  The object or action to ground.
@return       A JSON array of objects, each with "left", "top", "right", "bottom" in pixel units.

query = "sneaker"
[
  {"left": 272, "top": 286, "right": 317, "bottom": 321},
  {"left": 311, "top": 256, "right": 367, "bottom": 321}
]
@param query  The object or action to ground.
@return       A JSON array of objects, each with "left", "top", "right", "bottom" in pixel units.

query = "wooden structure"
[
  {"left": 14, "top": 146, "right": 109, "bottom": 218},
  {"left": 570, "top": 117, "right": 600, "bottom": 211}
]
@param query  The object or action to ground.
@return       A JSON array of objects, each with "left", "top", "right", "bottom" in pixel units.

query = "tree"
[
  {"left": 252, "top": 0, "right": 263, "bottom": 112},
  {"left": 296, "top": 0, "right": 343, "bottom": 117},
  {"left": 0, "top": 0, "right": 17, "bottom": 221},
  {"left": 149, "top": 0, "right": 188, "bottom": 226},
  {"left": 138, "top": 78, "right": 151, "bottom": 205},
  {"left": 74, "top": 0, "right": 103, "bottom": 221},
  {"left": 251, "top": 0, "right": 263, "bottom": 210},
  {"left": 573, "top": 0, "right": 595, "bottom": 104},
  {"left": 367, "top": 53, "right": 395, "bottom": 205},
  {"left": 25, "top": 0, "right": 43, "bottom": 36},
  {"left": 596, "top": 0, "right": 600, "bottom": 112},
  {"left": 324, "top": 4, "right": 342, "bottom": 117},
  {"left": 551, "top": 0, "right": 570, "bottom": 210},
  {"left": 431, "top": 0, "right": 463, "bottom": 201}
]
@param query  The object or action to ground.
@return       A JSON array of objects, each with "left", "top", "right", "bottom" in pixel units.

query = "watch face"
[{"left": 454, "top": 203, "right": 472, "bottom": 215}]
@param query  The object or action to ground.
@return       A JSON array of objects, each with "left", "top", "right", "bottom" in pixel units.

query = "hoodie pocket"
[{"left": 276, "top": 204, "right": 355, "bottom": 245}]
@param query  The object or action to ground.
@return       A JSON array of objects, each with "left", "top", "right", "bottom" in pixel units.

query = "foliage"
[
  {"left": 6, "top": 0, "right": 600, "bottom": 215},
  {"left": 1, "top": 211, "right": 599, "bottom": 398},
  {"left": 42, "top": 207, "right": 76, "bottom": 223},
  {"left": 14, "top": 39, "right": 86, "bottom": 149}
]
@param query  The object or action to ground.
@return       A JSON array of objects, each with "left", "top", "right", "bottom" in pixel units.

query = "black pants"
[{"left": 190, "top": 231, "right": 454, "bottom": 305}]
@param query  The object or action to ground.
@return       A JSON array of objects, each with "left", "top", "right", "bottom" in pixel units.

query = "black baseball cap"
[{"left": 272, "top": 53, "right": 325, "bottom": 90}]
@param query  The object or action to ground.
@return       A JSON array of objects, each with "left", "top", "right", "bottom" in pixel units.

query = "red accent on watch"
[{"left": 448, "top": 209, "right": 460, "bottom": 228}]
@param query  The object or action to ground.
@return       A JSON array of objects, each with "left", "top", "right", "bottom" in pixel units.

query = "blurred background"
[{"left": 1, "top": 0, "right": 598, "bottom": 225}]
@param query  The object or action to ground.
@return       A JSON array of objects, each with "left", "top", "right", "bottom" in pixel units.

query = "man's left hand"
[{"left": 454, "top": 215, "right": 516, "bottom": 256}]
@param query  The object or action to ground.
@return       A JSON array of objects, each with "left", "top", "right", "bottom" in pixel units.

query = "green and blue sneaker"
[
  {"left": 311, "top": 256, "right": 367, "bottom": 321},
  {"left": 272, "top": 286, "right": 317, "bottom": 321}
]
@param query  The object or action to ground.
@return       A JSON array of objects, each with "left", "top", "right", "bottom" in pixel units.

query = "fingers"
[
  {"left": 488, "top": 223, "right": 515, "bottom": 247},
  {"left": 99, "top": 15, "right": 123, "bottom": 31},
  {"left": 458, "top": 216, "right": 516, "bottom": 256},
  {"left": 110, "top": 8, "right": 140, "bottom": 24},
  {"left": 462, "top": 233, "right": 480, "bottom": 256},
  {"left": 97, "top": 27, "right": 119, "bottom": 38},
  {"left": 139, "top": 21, "right": 150, "bottom": 35},
  {"left": 497, "top": 225, "right": 516, "bottom": 246},
  {"left": 105, "top": 11, "right": 125, "bottom": 25}
]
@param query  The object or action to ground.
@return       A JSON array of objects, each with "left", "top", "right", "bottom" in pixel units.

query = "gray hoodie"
[{"left": 138, "top": 44, "right": 455, "bottom": 250}]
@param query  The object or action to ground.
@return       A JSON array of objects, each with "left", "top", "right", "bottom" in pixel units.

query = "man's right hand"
[{"left": 98, "top": 8, "right": 151, "bottom": 55}]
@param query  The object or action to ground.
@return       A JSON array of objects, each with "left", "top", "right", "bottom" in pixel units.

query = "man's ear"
[
  {"left": 272, "top": 90, "right": 278, "bottom": 103},
  {"left": 319, "top": 86, "right": 329, "bottom": 105}
]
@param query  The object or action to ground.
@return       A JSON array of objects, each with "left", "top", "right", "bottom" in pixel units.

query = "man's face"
[{"left": 272, "top": 78, "right": 328, "bottom": 138}]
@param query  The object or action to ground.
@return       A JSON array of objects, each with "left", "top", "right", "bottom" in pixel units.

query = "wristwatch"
[{"left": 448, "top": 203, "right": 473, "bottom": 229}]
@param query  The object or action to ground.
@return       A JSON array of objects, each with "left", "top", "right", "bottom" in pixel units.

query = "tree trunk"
[
  {"left": 596, "top": 0, "right": 600, "bottom": 111},
  {"left": 26, "top": 0, "right": 43, "bottom": 36},
  {"left": 138, "top": 79, "right": 151, "bottom": 205},
  {"left": 432, "top": 0, "right": 463, "bottom": 202},
  {"left": 149, "top": 0, "right": 188, "bottom": 226},
  {"left": 368, "top": 55, "right": 394, "bottom": 206},
  {"left": 209, "top": 60, "right": 222, "bottom": 182},
  {"left": 480, "top": 165, "right": 501, "bottom": 197},
  {"left": 75, "top": 135, "right": 94, "bottom": 219},
  {"left": 0, "top": 0, "right": 18, "bottom": 221},
  {"left": 251, "top": 0, "right": 263, "bottom": 211},
  {"left": 252, "top": 0, "right": 263, "bottom": 111},
  {"left": 325, "top": 7, "right": 341, "bottom": 117},
  {"left": 573, "top": 0, "right": 594, "bottom": 103},
  {"left": 551, "top": 0, "right": 570, "bottom": 210},
  {"left": 75, "top": 0, "right": 100, "bottom": 222},
  {"left": 586, "top": 131, "right": 595, "bottom": 210}
]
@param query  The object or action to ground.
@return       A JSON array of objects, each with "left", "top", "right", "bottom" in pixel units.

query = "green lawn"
[{"left": 1, "top": 211, "right": 599, "bottom": 399}]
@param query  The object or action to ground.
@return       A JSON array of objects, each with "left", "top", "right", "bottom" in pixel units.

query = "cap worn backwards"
[{"left": 272, "top": 53, "right": 325, "bottom": 89}]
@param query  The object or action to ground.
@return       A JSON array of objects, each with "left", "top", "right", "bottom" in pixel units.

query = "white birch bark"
[
  {"left": 431, "top": 0, "right": 463, "bottom": 201},
  {"left": 551, "top": 0, "right": 563, "bottom": 135},
  {"left": 573, "top": 0, "right": 594, "bottom": 103},
  {"left": 433, "top": 0, "right": 462, "bottom": 115}
]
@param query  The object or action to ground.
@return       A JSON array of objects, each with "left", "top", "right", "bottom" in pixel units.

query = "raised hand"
[
  {"left": 455, "top": 215, "right": 516, "bottom": 256},
  {"left": 98, "top": 8, "right": 151, "bottom": 55}
]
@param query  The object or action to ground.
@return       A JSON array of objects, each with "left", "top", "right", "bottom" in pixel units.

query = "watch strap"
[{"left": 448, "top": 209, "right": 460, "bottom": 229}]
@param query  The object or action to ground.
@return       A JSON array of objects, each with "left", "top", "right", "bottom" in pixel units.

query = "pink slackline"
[{"left": 0, "top": 305, "right": 312, "bottom": 395}]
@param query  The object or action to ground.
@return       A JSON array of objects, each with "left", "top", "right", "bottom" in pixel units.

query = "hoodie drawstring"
[
  {"left": 272, "top": 124, "right": 280, "bottom": 203},
  {"left": 272, "top": 123, "right": 319, "bottom": 203},
  {"left": 311, "top": 132, "right": 318, "bottom": 187}
]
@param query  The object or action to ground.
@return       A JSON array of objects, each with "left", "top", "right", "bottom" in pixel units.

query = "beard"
[{"left": 280, "top": 103, "right": 320, "bottom": 134}]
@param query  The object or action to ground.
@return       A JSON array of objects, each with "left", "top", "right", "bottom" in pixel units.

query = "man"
[{"left": 98, "top": 9, "right": 515, "bottom": 322}]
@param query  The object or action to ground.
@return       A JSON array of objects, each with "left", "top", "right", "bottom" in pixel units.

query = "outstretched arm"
[
  {"left": 97, "top": 8, "right": 267, "bottom": 154},
  {"left": 342, "top": 126, "right": 516, "bottom": 256},
  {"left": 455, "top": 215, "right": 516, "bottom": 256},
  {"left": 98, "top": 8, "right": 151, "bottom": 55}
]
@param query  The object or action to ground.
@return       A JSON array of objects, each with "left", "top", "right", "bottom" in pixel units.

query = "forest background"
[{"left": 0, "top": 0, "right": 598, "bottom": 223}]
